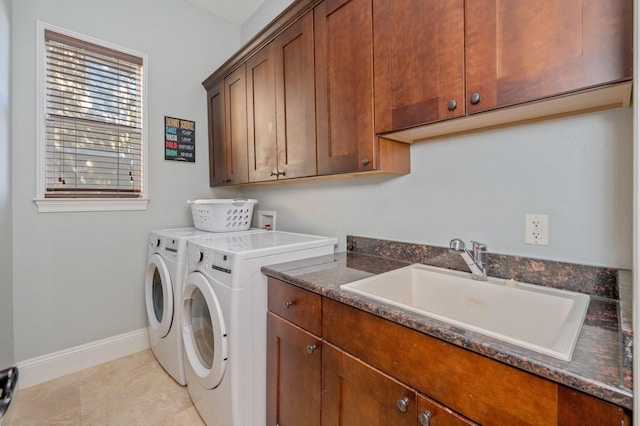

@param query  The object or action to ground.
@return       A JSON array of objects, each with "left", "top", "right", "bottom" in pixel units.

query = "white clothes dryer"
[
  {"left": 145, "top": 227, "right": 264, "bottom": 385},
  {"left": 182, "top": 231, "right": 336, "bottom": 426}
]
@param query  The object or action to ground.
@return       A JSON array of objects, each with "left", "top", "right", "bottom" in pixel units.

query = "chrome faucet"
[{"left": 449, "top": 239, "right": 488, "bottom": 281}]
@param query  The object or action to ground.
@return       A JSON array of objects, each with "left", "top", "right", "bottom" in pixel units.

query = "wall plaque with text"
[{"left": 165, "top": 116, "right": 195, "bottom": 162}]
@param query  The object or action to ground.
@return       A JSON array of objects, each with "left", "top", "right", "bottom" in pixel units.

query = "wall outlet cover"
[{"left": 525, "top": 214, "right": 549, "bottom": 245}]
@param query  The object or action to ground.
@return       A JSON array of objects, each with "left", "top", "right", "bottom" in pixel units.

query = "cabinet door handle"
[
  {"left": 283, "top": 300, "right": 293, "bottom": 309},
  {"left": 396, "top": 397, "right": 410, "bottom": 412},
  {"left": 470, "top": 92, "right": 481, "bottom": 105},
  {"left": 361, "top": 157, "right": 370, "bottom": 166},
  {"left": 447, "top": 99, "right": 457, "bottom": 111},
  {"left": 418, "top": 410, "right": 432, "bottom": 426},
  {"left": 306, "top": 344, "right": 317, "bottom": 354}
]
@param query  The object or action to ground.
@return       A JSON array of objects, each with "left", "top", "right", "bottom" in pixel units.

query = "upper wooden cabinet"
[
  {"left": 373, "top": 0, "right": 466, "bottom": 134},
  {"left": 465, "top": 0, "right": 633, "bottom": 114},
  {"left": 314, "top": 0, "right": 410, "bottom": 176},
  {"left": 203, "top": 0, "right": 631, "bottom": 184},
  {"left": 206, "top": 80, "right": 226, "bottom": 187},
  {"left": 247, "top": 10, "right": 317, "bottom": 182},
  {"left": 314, "top": 0, "right": 374, "bottom": 175},
  {"left": 374, "top": 0, "right": 633, "bottom": 134},
  {"left": 206, "top": 65, "right": 249, "bottom": 186}
]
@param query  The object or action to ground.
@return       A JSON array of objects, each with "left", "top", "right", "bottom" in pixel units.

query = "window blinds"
[{"left": 44, "top": 30, "right": 143, "bottom": 198}]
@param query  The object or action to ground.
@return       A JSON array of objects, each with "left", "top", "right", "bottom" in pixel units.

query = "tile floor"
[{"left": 10, "top": 350, "right": 205, "bottom": 425}]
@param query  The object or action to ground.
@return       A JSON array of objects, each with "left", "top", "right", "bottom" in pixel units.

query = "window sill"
[{"left": 34, "top": 198, "right": 149, "bottom": 213}]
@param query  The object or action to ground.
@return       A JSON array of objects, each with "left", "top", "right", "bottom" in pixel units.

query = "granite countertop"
[{"left": 262, "top": 251, "right": 633, "bottom": 410}]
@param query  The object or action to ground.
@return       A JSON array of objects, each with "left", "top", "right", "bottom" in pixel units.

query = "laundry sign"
[{"left": 165, "top": 116, "right": 195, "bottom": 162}]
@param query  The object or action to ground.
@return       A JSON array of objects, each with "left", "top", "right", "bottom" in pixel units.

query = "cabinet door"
[
  {"left": 373, "top": 0, "right": 465, "bottom": 133},
  {"left": 246, "top": 47, "right": 278, "bottom": 182},
  {"left": 207, "top": 81, "right": 227, "bottom": 187},
  {"left": 322, "top": 342, "right": 416, "bottom": 426},
  {"left": 267, "top": 312, "right": 321, "bottom": 426},
  {"left": 223, "top": 64, "right": 249, "bottom": 184},
  {"left": 315, "top": 0, "right": 375, "bottom": 175},
  {"left": 273, "top": 10, "right": 317, "bottom": 179},
  {"left": 465, "top": 0, "right": 633, "bottom": 114}
]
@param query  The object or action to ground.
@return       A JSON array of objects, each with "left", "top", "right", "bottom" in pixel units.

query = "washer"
[
  {"left": 145, "top": 227, "right": 264, "bottom": 385},
  {"left": 182, "top": 231, "right": 336, "bottom": 425}
]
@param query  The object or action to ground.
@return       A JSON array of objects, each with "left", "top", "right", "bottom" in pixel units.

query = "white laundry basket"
[{"left": 188, "top": 199, "right": 257, "bottom": 232}]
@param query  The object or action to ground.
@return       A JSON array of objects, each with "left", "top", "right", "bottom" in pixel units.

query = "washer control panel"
[{"left": 210, "top": 251, "right": 233, "bottom": 274}]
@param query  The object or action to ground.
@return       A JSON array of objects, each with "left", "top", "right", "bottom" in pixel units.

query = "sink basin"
[{"left": 340, "top": 264, "right": 590, "bottom": 361}]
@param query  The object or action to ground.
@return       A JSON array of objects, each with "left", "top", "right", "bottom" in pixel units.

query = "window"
[{"left": 36, "top": 23, "right": 148, "bottom": 212}]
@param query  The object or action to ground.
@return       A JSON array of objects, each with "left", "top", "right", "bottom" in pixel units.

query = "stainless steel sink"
[{"left": 340, "top": 264, "right": 590, "bottom": 361}]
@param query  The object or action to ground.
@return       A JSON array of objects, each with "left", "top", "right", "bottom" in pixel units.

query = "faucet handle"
[
  {"left": 470, "top": 241, "right": 487, "bottom": 268},
  {"left": 471, "top": 241, "right": 487, "bottom": 252}
]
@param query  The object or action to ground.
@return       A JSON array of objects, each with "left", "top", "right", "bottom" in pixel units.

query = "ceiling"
[{"left": 185, "top": 0, "right": 267, "bottom": 24}]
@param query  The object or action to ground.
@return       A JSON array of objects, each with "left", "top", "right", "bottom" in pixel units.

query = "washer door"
[
  {"left": 183, "top": 271, "right": 228, "bottom": 389},
  {"left": 145, "top": 254, "right": 174, "bottom": 339}
]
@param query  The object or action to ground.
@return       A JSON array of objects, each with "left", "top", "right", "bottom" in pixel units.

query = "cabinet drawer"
[{"left": 268, "top": 278, "right": 321, "bottom": 335}]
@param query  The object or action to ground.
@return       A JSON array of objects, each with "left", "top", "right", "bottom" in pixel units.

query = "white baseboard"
[{"left": 16, "top": 328, "right": 150, "bottom": 389}]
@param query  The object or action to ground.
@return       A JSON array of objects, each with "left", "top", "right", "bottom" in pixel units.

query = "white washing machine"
[
  {"left": 182, "top": 231, "right": 337, "bottom": 425},
  {"left": 145, "top": 227, "right": 264, "bottom": 385}
]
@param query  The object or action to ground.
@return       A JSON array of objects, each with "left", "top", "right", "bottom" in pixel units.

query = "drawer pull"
[
  {"left": 418, "top": 410, "right": 432, "bottom": 425},
  {"left": 283, "top": 300, "right": 293, "bottom": 309},
  {"left": 396, "top": 397, "right": 410, "bottom": 413},
  {"left": 306, "top": 344, "right": 317, "bottom": 354}
]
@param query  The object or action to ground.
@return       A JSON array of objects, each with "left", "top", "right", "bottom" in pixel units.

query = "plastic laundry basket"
[{"left": 188, "top": 199, "right": 257, "bottom": 232}]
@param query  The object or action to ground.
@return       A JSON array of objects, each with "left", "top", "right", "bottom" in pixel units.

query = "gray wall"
[
  {"left": 241, "top": 0, "right": 293, "bottom": 43},
  {"left": 0, "top": 0, "right": 13, "bottom": 370},
  {"left": 11, "top": 0, "right": 240, "bottom": 361},
  {"left": 234, "top": 109, "right": 633, "bottom": 269}
]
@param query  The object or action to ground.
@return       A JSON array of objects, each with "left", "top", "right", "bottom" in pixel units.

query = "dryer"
[
  {"left": 145, "top": 227, "right": 264, "bottom": 385},
  {"left": 182, "top": 231, "right": 336, "bottom": 425}
]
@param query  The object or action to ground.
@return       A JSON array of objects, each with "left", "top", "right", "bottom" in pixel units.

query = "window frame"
[{"left": 35, "top": 22, "right": 149, "bottom": 212}]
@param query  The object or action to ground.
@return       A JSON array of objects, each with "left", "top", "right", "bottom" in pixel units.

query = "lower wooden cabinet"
[
  {"left": 266, "top": 278, "right": 631, "bottom": 426},
  {"left": 267, "top": 312, "right": 321, "bottom": 426},
  {"left": 323, "top": 342, "right": 477, "bottom": 425}
]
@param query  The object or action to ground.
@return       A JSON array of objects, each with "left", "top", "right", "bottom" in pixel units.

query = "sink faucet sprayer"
[{"left": 449, "top": 239, "right": 488, "bottom": 281}]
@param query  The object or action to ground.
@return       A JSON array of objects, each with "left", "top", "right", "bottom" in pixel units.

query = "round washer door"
[
  {"left": 145, "top": 254, "right": 174, "bottom": 339},
  {"left": 183, "top": 271, "right": 228, "bottom": 389}
]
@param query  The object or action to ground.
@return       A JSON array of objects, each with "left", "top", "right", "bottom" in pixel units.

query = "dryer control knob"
[
  {"left": 149, "top": 238, "right": 160, "bottom": 248},
  {"left": 192, "top": 250, "right": 204, "bottom": 264}
]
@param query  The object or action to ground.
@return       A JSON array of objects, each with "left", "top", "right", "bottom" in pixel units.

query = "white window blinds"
[{"left": 44, "top": 29, "right": 144, "bottom": 198}]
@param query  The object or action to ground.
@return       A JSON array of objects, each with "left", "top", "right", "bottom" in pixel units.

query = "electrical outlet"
[{"left": 525, "top": 214, "right": 549, "bottom": 245}]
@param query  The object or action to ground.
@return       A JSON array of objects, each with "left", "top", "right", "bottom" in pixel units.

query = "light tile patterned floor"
[{"left": 10, "top": 350, "right": 205, "bottom": 425}]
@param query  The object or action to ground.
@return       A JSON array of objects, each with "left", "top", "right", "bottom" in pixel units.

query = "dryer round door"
[
  {"left": 183, "top": 272, "right": 228, "bottom": 390},
  {"left": 145, "top": 254, "right": 174, "bottom": 339}
]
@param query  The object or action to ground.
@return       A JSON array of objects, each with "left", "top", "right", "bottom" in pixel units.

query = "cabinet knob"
[
  {"left": 270, "top": 170, "right": 286, "bottom": 177},
  {"left": 283, "top": 300, "right": 293, "bottom": 309},
  {"left": 418, "top": 410, "right": 432, "bottom": 426},
  {"left": 470, "top": 92, "right": 481, "bottom": 105},
  {"left": 361, "top": 157, "right": 370, "bottom": 166},
  {"left": 396, "top": 397, "right": 410, "bottom": 413},
  {"left": 270, "top": 171, "right": 278, "bottom": 177},
  {"left": 447, "top": 99, "right": 457, "bottom": 111},
  {"left": 306, "top": 344, "right": 317, "bottom": 354}
]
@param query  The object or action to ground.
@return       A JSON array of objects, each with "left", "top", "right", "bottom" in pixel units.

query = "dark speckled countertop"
[{"left": 262, "top": 245, "right": 633, "bottom": 410}]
